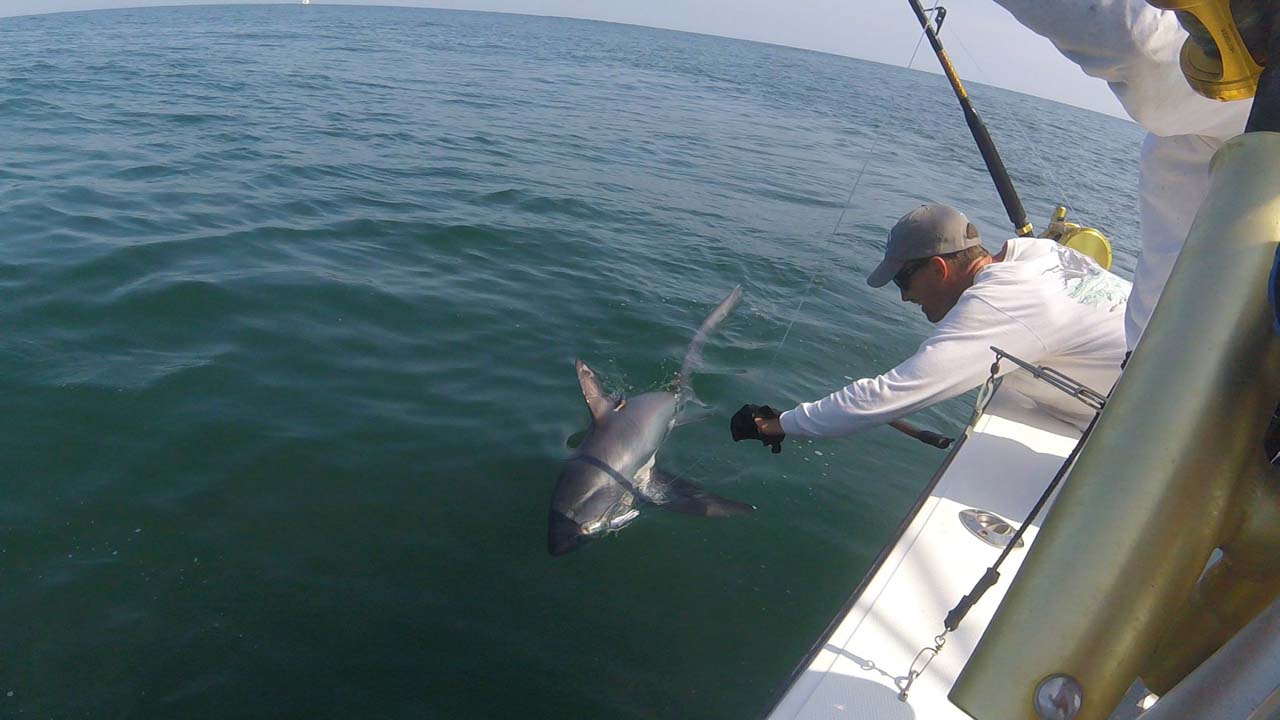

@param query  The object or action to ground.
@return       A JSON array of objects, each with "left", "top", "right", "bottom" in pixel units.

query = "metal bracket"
[
  {"left": 927, "top": 5, "right": 947, "bottom": 34},
  {"left": 989, "top": 346, "right": 1108, "bottom": 412}
]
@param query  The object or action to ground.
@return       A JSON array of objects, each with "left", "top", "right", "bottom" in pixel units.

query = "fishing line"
[
  {"left": 766, "top": 157, "right": 871, "bottom": 374},
  {"left": 673, "top": 158, "right": 873, "bottom": 484},
  {"left": 945, "top": 27, "right": 1078, "bottom": 216},
  {"left": 905, "top": 3, "right": 939, "bottom": 70}
]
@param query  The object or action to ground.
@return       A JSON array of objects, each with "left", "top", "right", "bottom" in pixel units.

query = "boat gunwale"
[{"left": 756, "top": 424, "right": 973, "bottom": 719}]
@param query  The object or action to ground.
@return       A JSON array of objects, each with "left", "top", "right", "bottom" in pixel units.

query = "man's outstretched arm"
[{"left": 777, "top": 296, "right": 1047, "bottom": 439}]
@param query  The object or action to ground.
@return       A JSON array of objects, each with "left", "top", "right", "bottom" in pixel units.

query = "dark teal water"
[{"left": 1, "top": 5, "right": 1144, "bottom": 718}]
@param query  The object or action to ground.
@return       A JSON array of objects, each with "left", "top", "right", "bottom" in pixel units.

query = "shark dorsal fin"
[{"left": 575, "top": 360, "right": 619, "bottom": 422}]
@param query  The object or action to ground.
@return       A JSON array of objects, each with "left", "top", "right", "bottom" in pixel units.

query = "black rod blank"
[{"left": 905, "top": 0, "right": 1033, "bottom": 237}]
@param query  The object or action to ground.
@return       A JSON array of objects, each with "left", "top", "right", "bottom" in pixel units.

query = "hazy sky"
[{"left": 1, "top": 0, "right": 1128, "bottom": 117}]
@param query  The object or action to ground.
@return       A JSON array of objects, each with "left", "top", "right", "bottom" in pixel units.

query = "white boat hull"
[{"left": 766, "top": 392, "right": 1080, "bottom": 719}]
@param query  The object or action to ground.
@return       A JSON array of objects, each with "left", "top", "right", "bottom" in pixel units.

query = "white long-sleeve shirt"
[
  {"left": 780, "top": 238, "right": 1130, "bottom": 438},
  {"left": 990, "top": 0, "right": 1251, "bottom": 348}
]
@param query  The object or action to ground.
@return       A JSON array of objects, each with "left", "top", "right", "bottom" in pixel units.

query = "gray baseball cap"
[{"left": 867, "top": 204, "right": 982, "bottom": 288}]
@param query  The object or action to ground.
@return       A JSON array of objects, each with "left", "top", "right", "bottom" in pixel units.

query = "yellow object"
[
  {"left": 1039, "top": 206, "right": 1113, "bottom": 270},
  {"left": 950, "top": 132, "right": 1280, "bottom": 719},
  {"left": 1061, "top": 228, "right": 1113, "bottom": 270},
  {"left": 1147, "top": 0, "right": 1264, "bottom": 101}
]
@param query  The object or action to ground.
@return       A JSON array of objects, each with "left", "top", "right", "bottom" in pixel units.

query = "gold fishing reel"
[
  {"left": 1041, "top": 206, "right": 1114, "bottom": 270},
  {"left": 1146, "top": 0, "right": 1267, "bottom": 101}
]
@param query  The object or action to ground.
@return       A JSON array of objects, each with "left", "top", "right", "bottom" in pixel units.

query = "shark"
[{"left": 547, "top": 286, "right": 754, "bottom": 556}]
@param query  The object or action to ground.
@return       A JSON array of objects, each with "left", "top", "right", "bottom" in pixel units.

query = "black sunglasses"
[{"left": 893, "top": 257, "right": 934, "bottom": 291}]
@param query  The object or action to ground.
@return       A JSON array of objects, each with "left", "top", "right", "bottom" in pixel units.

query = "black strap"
[{"left": 944, "top": 410, "right": 1102, "bottom": 632}]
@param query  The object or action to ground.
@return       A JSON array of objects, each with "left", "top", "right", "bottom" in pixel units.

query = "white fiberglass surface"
[{"left": 770, "top": 393, "right": 1080, "bottom": 720}]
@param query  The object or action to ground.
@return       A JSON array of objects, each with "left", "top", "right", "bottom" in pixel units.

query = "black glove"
[{"left": 730, "top": 404, "right": 785, "bottom": 454}]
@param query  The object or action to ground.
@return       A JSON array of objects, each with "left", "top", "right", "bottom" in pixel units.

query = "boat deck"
[{"left": 766, "top": 392, "right": 1088, "bottom": 719}]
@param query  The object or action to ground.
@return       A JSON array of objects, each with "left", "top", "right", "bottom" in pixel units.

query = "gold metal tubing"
[
  {"left": 950, "top": 132, "right": 1280, "bottom": 719},
  {"left": 1143, "top": 552, "right": 1280, "bottom": 691},
  {"left": 1142, "top": 468, "right": 1280, "bottom": 690}
]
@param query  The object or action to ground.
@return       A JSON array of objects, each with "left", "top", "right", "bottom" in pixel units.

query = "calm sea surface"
[{"left": 1, "top": 5, "right": 1144, "bottom": 718}]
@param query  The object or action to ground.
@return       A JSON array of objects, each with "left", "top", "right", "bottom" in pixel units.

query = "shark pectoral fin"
[
  {"left": 648, "top": 468, "right": 755, "bottom": 517},
  {"left": 575, "top": 360, "right": 619, "bottom": 421}
]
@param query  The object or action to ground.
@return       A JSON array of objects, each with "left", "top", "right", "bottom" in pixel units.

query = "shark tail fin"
[
  {"left": 648, "top": 468, "right": 755, "bottom": 517},
  {"left": 677, "top": 285, "right": 742, "bottom": 394}
]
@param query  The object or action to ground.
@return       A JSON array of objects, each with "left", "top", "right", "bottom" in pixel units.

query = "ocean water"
[{"left": 0, "top": 5, "right": 1145, "bottom": 718}]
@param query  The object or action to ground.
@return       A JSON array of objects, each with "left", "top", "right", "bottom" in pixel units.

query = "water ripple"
[{"left": 0, "top": 5, "right": 1144, "bottom": 719}]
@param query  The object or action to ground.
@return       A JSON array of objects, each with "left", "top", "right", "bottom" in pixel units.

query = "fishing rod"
[
  {"left": 878, "top": 1, "right": 1028, "bottom": 452},
  {"left": 906, "top": 0, "right": 1033, "bottom": 237}
]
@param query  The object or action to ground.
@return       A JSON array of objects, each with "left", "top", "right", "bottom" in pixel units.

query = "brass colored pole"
[
  {"left": 949, "top": 133, "right": 1280, "bottom": 719},
  {"left": 1138, "top": 597, "right": 1280, "bottom": 719}
]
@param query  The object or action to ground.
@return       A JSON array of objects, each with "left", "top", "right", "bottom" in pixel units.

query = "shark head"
[
  {"left": 547, "top": 454, "right": 642, "bottom": 555},
  {"left": 547, "top": 509, "right": 588, "bottom": 556},
  {"left": 546, "top": 507, "right": 642, "bottom": 555}
]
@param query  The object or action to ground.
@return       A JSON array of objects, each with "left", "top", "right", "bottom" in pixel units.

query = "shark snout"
[{"left": 547, "top": 510, "right": 588, "bottom": 556}]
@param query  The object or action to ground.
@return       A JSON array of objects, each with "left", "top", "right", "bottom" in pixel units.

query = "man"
[
  {"left": 735, "top": 204, "right": 1130, "bottom": 449},
  {"left": 993, "top": 1, "right": 1280, "bottom": 461},
  {"left": 988, "top": 0, "right": 1255, "bottom": 349}
]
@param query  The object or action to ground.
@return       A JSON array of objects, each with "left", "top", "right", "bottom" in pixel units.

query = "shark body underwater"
[{"left": 547, "top": 286, "right": 755, "bottom": 556}]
